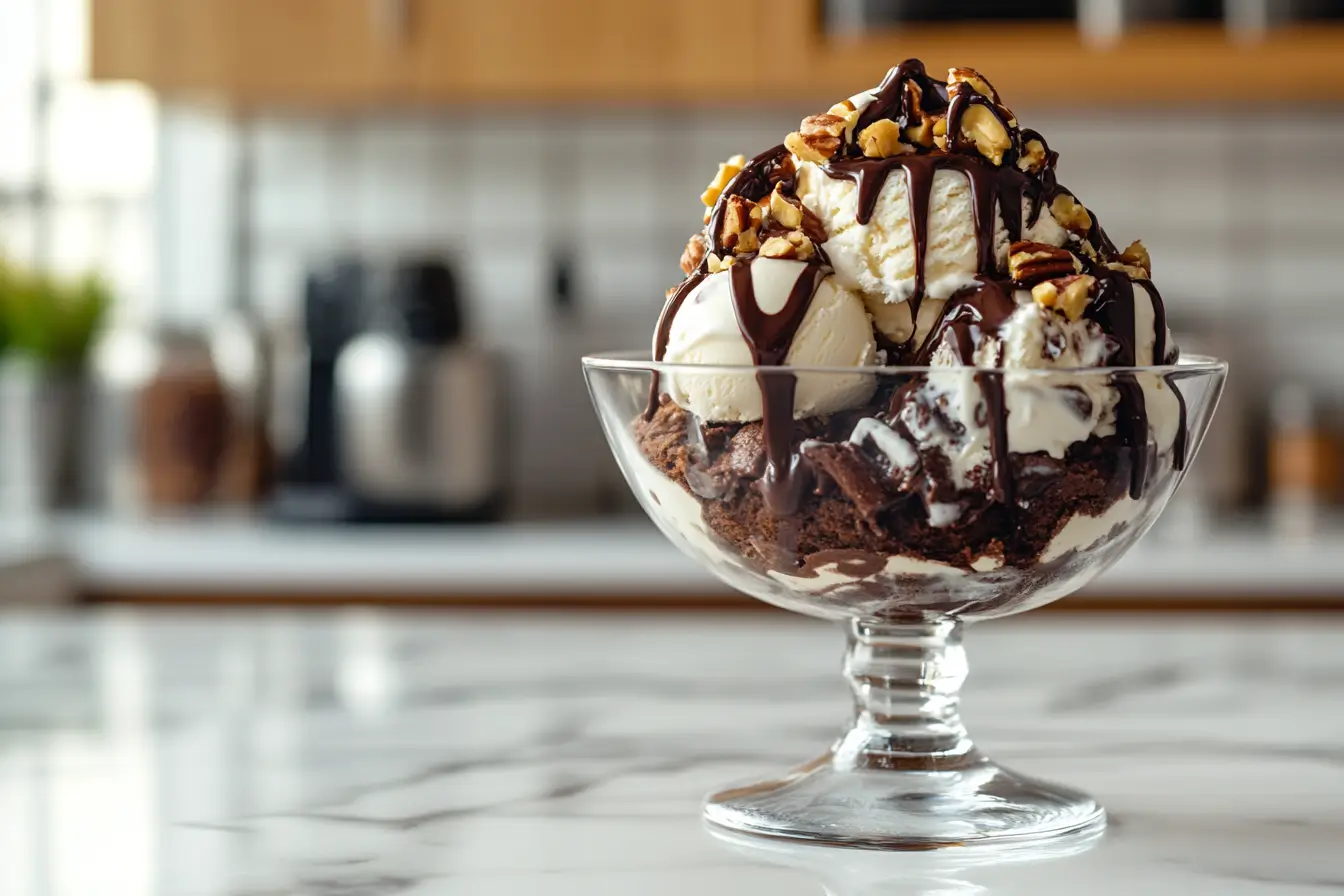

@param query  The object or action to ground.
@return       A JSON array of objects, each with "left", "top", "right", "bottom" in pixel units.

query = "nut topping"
[
  {"left": 768, "top": 186, "right": 803, "bottom": 230},
  {"left": 948, "top": 67, "right": 1001, "bottom": 103},
  {"left": 826, "top": 99, "right": 861, "bottom": 137},
  {"left": 1032, "top": 274, "right": 1096, "bottom": 322},
  {"left": 760, "top": 230, "right": 816, "bottom": 261},
  {"left": 857, "top": 119, "right": 912, "bottom": 159},
  {"left": 680, "top": 234, "right": 707, "bottom": 275},
  {"left": 1009, "top": 241, "right": 1081, "bottom": 285},
  {"left": 719, "top": 195, "right": 756, "bottom": 251},
  {"left": 1018, "top": 137, "right": 1048, "bottom": 174},
  {"left": 706, "top": 254, "right": 736, "bottom": 274},
  {"left": 785, "top": 113, "right": 847, "bottom": 164},
  {"left": 958, "top": 103, "right": 1012, "bottom": 166},
  {"left": 1119, "top": 240, "right": 1151, "bottom": 277},
  {"left": 1050, "top": 193, "right": 1093, "bottom": 235},
  {"left": 701, "top": 154, "right": 746, "bottom": 207},
  {"left": 1105, "top": 261, "right": 1149, "bottom": 280}
]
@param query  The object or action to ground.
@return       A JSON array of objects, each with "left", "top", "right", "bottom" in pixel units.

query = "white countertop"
[
  {"left": 0, "top": 610, "right": 1339, "bottom": 894},
  {"left": 32, "top": 513, "right": 1344, "bottom": 599}
]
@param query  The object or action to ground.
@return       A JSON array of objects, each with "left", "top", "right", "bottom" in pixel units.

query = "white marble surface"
[
  {"left": 0, "top": 610, "right": 1341, "bottom": 895},
  {"left": 35, "top": 514, "right": 1344, "bottom": 598}
]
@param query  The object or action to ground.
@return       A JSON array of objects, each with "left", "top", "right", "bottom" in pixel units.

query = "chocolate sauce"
[
  {"left": 728, "top": 260, "right": 829, "bottom": 514},
  {"left": 913, "top": 278, "right": 1019, "bottom": 504},
  {"left": 946, "top": 91, "right": 1020, "bottom": 170},
  {"left": 646, "top": 270, "right": 706, "bottom": 420},
  {"left": 649, "top": 57, "right": 1191, "bottom": 521},
  {"left": 1085, "top": 268, "right": 1150, "bottom": 498},
  {"left": 852, "top": 60, "right": 949, "bottom": 144},
  {"left": 647, "top": 144, "right": 791, "bottom": 419}
]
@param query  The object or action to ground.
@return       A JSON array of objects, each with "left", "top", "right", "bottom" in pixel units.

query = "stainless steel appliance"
[
  {"left": 271, "top": 256, "right": 504, "bottom": 523},
  {"left": 335, "top": 258, "right": 504, "bottom": 522}
]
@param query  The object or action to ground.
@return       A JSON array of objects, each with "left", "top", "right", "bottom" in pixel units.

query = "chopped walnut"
[
  {"left": 857, "top": 119, "right": 911, "bottom": 159},
  {"left": 719, "top": 195, "right": 755, "bottom": 248},
  {"left": 760, "top": 230, "right": 815, "bottom": 261},
  {"left": 701, "top": 154, "right": 746, "bottom": 208},
  {"left": 901, "top": 79, "right": 937, "bottom": 149},
  {"left": 1032, "top": 274, "right": 1096, "bottom": 322},
  {"left": 785, "top": 113, "right": 846, "bottom": 164},
  {"left": 1105, "top": 261, "right": 1149, "bottom": 280},
  {"left": 768, "top": 186, "right": 803, "bottom": 230},
  {"left": 958, "top": 103, "right": 1012, "bottom": 166},
  {"left": 706, "top": 254, "right": 736, "bottom": 274},
  {"left": 787, "top": 229, "right": 816, "bottom": 259},
  {"left": 1119, "top": 240, "right": 1151, "bottom": 277},
  {"left": 1018, "top": 138, "right": 1048, "bottom": 174},
  {"left": 826, "top": 99, "right": 861, "bottom": 136},
  {"left": 948, "top": 67, "right": 1001, "bottom": 103},
  {"left": 1050, "top": 193, "right": 1093, "bottom": 234},
  {"left": 680, "top": 233, "right": 707, "bottom": 275}
]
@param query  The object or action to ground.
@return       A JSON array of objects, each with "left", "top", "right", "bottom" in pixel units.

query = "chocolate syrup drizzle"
[
  {"left": 728, "top": 261, "right": 830, "bottom": 514},
  {"left": 818, "top": 61, "right": 1185, "bottom": 503},
  {"left": 649, "top": 144, "right": 830, "bottom": 514},
  {"left": 650, "top": 58, "right": 1189, "bottom": 522},
  {"left": 909, "top": 278, "right": 1018, "bottom": 504}
]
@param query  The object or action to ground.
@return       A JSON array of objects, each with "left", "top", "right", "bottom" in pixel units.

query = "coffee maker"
[{"left": 270, "top": 257, "right": 505, "bottom": 523}]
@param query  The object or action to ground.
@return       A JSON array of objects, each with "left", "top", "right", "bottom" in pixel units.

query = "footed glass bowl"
[{"left": 583, "top": 351, "right": 1226, "bottom": 850}]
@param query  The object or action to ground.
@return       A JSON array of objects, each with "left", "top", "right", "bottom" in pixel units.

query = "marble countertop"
[
  {"left": 0, "top": 610, "right": 1341, "bottom": 894},
  {"left": 26, "top": 514, "right": 1344, "bottom": 599}
]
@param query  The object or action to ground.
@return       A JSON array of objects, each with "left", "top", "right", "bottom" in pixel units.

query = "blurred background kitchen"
[{"left": 1, "top": 0, "right": 1342, "bottom": 606}]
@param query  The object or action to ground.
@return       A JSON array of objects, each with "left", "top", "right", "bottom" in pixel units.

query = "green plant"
[{"left": 0, "top": 261, "right": 111, "bottom": 368}]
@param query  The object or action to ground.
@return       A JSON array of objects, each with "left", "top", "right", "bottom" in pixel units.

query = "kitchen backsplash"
[{"left": 154, "top": 104, "right": 1343, "bottom": 513}]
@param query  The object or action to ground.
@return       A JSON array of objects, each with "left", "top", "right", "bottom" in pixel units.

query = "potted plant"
[{"left": 0, "top": 260, "right": 111, "bottom": 515}]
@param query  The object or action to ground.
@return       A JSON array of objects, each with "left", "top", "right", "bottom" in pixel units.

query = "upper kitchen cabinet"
[
  {"left": 401, "top": 0, "right": 769, "bottom": 102},
  {"left": 92, "top": 0, "right": 407, "bottom": 104},
  {"left": 92, "top": 0, "right": 1344, "bottom": 105},
  {"left": 90, "top": 0, "right": 777, "bottom": 105}
]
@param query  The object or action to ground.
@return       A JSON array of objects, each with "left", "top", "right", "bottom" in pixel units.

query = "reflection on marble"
[{"left": 0, "top": 610, "right": 1340, "bottom": 894}]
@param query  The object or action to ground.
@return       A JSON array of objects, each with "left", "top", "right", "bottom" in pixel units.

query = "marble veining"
[{"left": 0, "top": 610, "right": 1340, "bottom": 894}]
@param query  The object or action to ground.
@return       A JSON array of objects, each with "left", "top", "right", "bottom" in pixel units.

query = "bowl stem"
[{"left": 836, "top": 619, "right": 978, "bottom": 770}]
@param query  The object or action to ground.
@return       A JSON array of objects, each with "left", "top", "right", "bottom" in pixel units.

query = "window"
[{"left": 0, "top": 0, "right": 157, "bottom": 318}]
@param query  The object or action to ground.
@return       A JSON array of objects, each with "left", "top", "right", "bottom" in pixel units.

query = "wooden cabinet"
[
  {"left": 93, "top": 0, "right": 404, "bottom": 104},
  {"left": 92, "top": 0, "right": 1344, "bottom": 105},
  {"left": 92, "top": 0, "right": 782, "bottom": 104}
]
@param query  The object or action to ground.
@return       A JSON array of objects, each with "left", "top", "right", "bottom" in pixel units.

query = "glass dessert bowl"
[{"left": 584, "top": 352, "right": 1226, "bottom": 849}]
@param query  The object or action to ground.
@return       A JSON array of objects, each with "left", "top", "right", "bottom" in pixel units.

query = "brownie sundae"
[{"left": 636, "top": 60, "right": 1187, "bottom": 613}]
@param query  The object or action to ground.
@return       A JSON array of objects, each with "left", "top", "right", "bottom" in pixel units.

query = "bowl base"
[{"left": 704, "top": 753, "right": 1105, "bottom": 850}]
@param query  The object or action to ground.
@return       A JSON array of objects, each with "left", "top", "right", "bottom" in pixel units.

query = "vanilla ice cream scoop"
[
  {"left": 795, "top": 161, "right": 1069, "bottom": 346},
  {"left": 659, "top": 258, "right": 877, "bottom": 423}
]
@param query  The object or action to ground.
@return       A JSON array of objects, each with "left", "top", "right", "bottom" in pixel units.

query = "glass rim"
[{"left": 582, "top": 349, "right": 1227, "bottom": 378}]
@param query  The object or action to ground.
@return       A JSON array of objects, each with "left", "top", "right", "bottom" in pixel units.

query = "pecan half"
[{"left": 1009, "top": 241, "right": 1081, "bottom": 285}]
